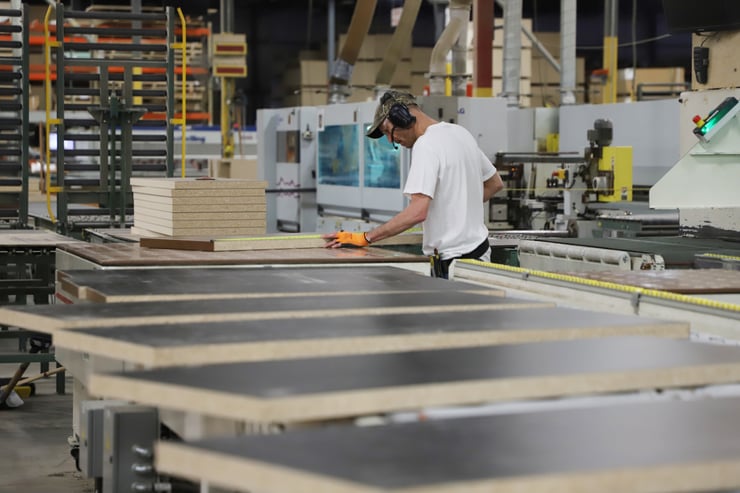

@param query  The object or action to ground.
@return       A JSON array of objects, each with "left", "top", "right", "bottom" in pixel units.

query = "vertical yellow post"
[
  {"left": 602, "top": 36, "right": 618, "bottom": 104},
  {"left": 43, "top": 5, "right": 60, "bottom": 221},
  {"left": 221, "top": 77, "right": 234, "bottom": 158},
  {"left": 170, "top": 8, "right": 188, "bottom": 177},
  {"left": 178, "top": 8, "right": 187, "bottom": 177}
]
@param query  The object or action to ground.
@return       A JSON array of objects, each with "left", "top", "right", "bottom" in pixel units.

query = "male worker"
[{"left": 323, "top": 90, "right": 505, "bottom": 278}]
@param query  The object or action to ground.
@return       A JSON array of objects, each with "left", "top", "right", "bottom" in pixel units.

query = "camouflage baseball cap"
[{"left": 366, "top": 90, "right": 418, "bottom": 139}]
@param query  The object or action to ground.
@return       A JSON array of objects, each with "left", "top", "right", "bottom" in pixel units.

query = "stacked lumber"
[{"left": 130, "top": 178, "right": 267, "bottom": 237}]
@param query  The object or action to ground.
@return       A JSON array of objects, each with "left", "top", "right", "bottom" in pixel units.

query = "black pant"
[{"left": 430, "top": 238, "right": 491, "bottom": 279}]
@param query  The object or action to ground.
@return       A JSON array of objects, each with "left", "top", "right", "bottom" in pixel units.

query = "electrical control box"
[{"left": 102, "top": 405, "right": 159, "bottom": 493}]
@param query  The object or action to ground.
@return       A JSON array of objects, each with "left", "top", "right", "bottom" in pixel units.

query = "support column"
[
  {"left": 473, "top": 0, "right": 494, "bottom": 97},
  {"left": 602, "top": 0, "right": 618, "bottom": 104}
]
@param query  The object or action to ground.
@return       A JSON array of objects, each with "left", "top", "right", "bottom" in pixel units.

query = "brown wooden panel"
[
  {"left": 561, "top": 269, "right": 740, "bottom": 294},
  {"left": 57, "top": 243, "right": 425, "bottom": 267},
  {"left": 139, "top": 232, "right": 422, "bottom": 252}
]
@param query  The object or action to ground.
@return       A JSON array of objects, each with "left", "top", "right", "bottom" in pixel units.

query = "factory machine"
[
  {"left": 494, "top": 118, "right": 633, "bottom": 233},
  {"left": 258, "top": 96, "right": 511, "bottom": 233},
  {"left": 257, "top": 106, "right": 318, "bottom": 233},
  {"left": 511, "top": 90, "right": 740, "bottom": 272},
  {"left": 651, "top": 93, "right": 740, "bottom": 243}
]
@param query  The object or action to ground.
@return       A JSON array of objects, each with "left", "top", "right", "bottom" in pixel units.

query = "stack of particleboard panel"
[
  {"left": 130, "top": 177, "right": 267, "bottom": 238},
  {"left": 529, "top": 32, "right": 587, "bottom": 106}
]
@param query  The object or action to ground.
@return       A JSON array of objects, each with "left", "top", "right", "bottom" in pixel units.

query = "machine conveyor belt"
[{"left": 534, "top": 236, "right": 740, "bottom": 268}]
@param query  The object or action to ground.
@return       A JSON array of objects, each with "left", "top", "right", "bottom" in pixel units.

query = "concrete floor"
[{"left": 1, "top": 340, "right": 94, "bottom": 493}]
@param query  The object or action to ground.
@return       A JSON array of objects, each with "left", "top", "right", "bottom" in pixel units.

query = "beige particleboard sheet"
[
  {"left": 133, "top": 191, "right": 266, "bottom": 203},
  {"left": 131, "top": 187, "right": 264, "bottom": 198},
  {"left": 134, "top": 200, "right": 267, "bottom": 215},
  {"left": 130, "top": 177, "right": 267, "bottom": 189}
]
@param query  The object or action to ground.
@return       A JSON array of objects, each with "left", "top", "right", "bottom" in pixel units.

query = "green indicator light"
[{"left": 698, "top": 97, "right": 738, "bottom": 136}]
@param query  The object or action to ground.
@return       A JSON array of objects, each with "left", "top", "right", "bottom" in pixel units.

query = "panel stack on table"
[{"left": 130, "top": 177, "right": 267, "bottom": 238}]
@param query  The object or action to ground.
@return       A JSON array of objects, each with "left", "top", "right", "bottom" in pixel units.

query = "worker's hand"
[{"left": 322, "top": 231, "right": 369, "bottom": 248}]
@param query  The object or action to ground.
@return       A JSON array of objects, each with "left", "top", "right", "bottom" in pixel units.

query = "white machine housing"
[
  {"left": 650, "top": 89, "right": 740, "bottom": 239},
  {"left": 257, "top": 106, "right": 318, "bottom": 233}
]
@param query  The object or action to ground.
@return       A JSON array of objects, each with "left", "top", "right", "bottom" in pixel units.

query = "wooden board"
[
  {"left": 133, "top": 197, "right": 267, "bottom": 213},
  {"left": 133, "top": 210, "right": 267, "bottom": 222},
  {"left": 130, "top": 177, "right": 267, "bottom": 189},
  {"left": 0, "top": 291, "right": 542, "bottom": 333},
  {"left": 57, "top": 243, "right": 426, "bottom": 267},
  {"left": 139, "top": 232, "right": 423, "bottom": 252},
  {"left": 56, "top": 266, "right": 503, "bottom": 303},
  {"left": 155, "top": 397, "right": 740, "bottom": 493},
  {"left": 134, "top": 193, "right": 266, "bottom": 205},
  {"left": 0, "top": 230, "right": 82, "bottom": 247},
  {"left": 53, "top": 307, "right": 685, "bottom": 367},
  {"left": 132, "top": 221, "right": 266, "bottom": 237},
  {"left": 90, "top": 336, "right": 737, "bottom": 424},
  {"left": 561, "top": 269, "right": 740, "bottom": 295},
  {"left": 132, "top": 187, "right": 265, "bottom": 198}
]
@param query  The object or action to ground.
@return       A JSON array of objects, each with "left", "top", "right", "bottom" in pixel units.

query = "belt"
[{"left": 430, "top": 238, "right": 490, "bottom": 279}]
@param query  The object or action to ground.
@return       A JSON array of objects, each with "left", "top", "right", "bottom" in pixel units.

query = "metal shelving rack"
[
  {"left": 0, "top": 5, "right": 29, "bottom": 228},
  {"left": 43, "top": 5, "right": 181, "bottom": 234}
]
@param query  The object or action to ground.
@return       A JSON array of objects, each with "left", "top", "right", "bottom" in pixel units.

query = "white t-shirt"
[{"left": 403, "top": 122, "right": 496, "bottom": 260}]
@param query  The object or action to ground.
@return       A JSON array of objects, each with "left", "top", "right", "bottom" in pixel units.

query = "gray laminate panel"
[
  {"left": 109, "top": 337, "right": 740, "bottom": 398},
  {"left": 0, "top": 291, "right": 525, "bottom": 331},
  {"left": 156, "top": 397, "right": 740, "bottom": 491},
  {"left": 59, "top": 307, "right": 685, "bottom": 368},
  {"left": 67, "top": 307, "right": 673, "bottom": 348},
  {"left": 59, "top": 266, "right": 489, "bottom": 302}
]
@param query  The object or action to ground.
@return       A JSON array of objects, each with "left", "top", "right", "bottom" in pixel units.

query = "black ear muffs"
[{"left": 388, "top": 103, "right": 416, "bottom": 129}]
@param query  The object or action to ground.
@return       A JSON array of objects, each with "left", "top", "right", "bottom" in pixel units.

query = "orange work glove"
[{"left": 335, "top": 231, "right": 370, "bottom": 247}]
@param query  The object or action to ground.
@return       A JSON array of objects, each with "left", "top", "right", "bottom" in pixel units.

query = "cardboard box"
[
  {"left": 531, "top": 32, "right": 561, "bottom": 54},
  {"left": 208, "top": 158, "right": 258, "bottom": 180},
  {"left": 338, "top": 33, "right": 412, "bottom": 61},
  {"left": 491, "top": 46, "right": 532, "bottom": 79},
  {"left": 411, "top": 74, "right": 428, "bottom": 96},
  {"left": 531, "top": 56, "right": 586, "bottom": 85},
  {"left": 410, "top": 47, "right": 433, "bottom": 73},
  {"left": 529, "top": 83, "right": 587, "bottom": 106},
  {"left": 465, "top": 18, "right": 533, "bottom": 49},
  {"left": 351, "top": 60, "right": 411, "bottom": 87},
  {"left": 284, "top": 87, "right": 328, "bottom": 107},
  {"left": 284, "top": 60, "right": 328, "bottom": 87}
]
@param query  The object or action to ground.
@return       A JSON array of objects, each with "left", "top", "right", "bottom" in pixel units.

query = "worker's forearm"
[
  {"left": 483, "top": 173, "right": 505, "bottom": 201},
  {"left": 366, "top": 208, "right": 422, "bottom": 244}
]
